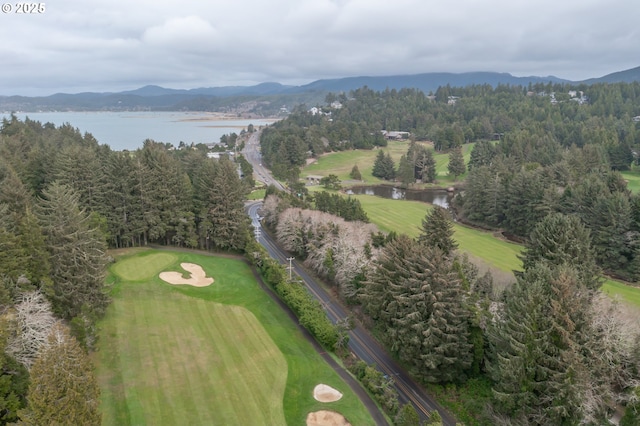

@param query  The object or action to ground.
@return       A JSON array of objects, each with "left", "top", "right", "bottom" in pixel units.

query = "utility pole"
[{"left": 287, "top": 257, "right": 295, "bottom": 280}]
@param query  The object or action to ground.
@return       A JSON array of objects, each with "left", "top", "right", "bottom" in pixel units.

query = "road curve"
[{"left": 247, "top": 202, "right": 457, "bottom": 426}]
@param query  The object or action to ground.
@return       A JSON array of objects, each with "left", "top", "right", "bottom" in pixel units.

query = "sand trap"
[
  {"left": 306, "top": 410, "right": 351, "bottom": 426},
  {"left": 159, "top": 263, "right": 214, "bottom": 287},
  {"left": 313, "top": 384, "right": 343, "bottom": 402}
]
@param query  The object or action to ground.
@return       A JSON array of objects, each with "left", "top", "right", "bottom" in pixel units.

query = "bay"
[{"left": 1, "top": 111, "right": 277, "bottom": 151}]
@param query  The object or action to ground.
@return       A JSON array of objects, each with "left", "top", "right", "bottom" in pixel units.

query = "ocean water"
[{"left": 1, "top": 111, "right": 276, "bottom": 151}]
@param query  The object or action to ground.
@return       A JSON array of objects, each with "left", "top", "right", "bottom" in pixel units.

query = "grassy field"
[
  {"left": 354, "top": 194, "right": 523, "bottom": 272},
  {"left": 602, "top": 278, "right": 640, "bottom": 307},
  {"left": 301, "top": 141, "right": 475, "bottom": 187},
  {"left": 97, "top": 249, "right": 375, "bottom": 426}
]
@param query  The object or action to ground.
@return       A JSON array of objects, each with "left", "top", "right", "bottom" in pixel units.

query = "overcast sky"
[{"left": 1, "top": 0, "right": 638, "bottom": 96}]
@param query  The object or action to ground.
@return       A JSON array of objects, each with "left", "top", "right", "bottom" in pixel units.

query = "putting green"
[{"left": 112, "top": 252, "right": 178, "bottom": 281}]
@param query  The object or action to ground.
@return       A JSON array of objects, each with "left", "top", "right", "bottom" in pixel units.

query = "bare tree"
[{"left": 6, "top": 290, "right": 57, "bottom": 369}]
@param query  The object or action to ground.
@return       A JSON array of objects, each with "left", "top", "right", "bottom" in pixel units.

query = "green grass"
[
  {"left": 111, "top": 252, "right": 178, "bottom": 281},
  {"left": 602, "top": 278, "right": 640, "bottom": 308},
  {"left": 247, "top": 188, "right": 267, "bottom": 200},
  {"left": 302, "top": 141, "right": 475, "bottom": 187},
  {"left": 621, "top": 169, "right": 640, "bottom": 193},
  {"left": 354, "top": 194, "right": 523, "bottom": 272},
  {"left": 355, "top": 194, "right": 640, "bottom": 307},
  {"left": 302, "top": 141, "right": 410, "bottom": 183},
  {"left": 97, "top": 249, "right": 375, "bottom": 426}
]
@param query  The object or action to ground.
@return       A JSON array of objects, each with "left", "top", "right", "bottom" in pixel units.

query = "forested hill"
[{"left": 1, "top": 66, "right": 638, "bottom": 113}]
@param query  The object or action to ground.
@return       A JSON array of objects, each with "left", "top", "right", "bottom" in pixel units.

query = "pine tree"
[
  {"left": 0, "top": 317, "right": 29, "bottom": 423},
  {"left": 489, "top": 265, "right": 593, "bottom": 424},
  {"left": 198, "top": 156, "right": 251, "bottom": 251},
  {"left": 372, "top": 150, "right": 396, "bottom": 180},
  {"left": 19, "top": 323, "right": 101, "bottom": 425},
  {"left": 421, "top": 149, "right": 437, "bottom": 183},
  {"left": 361, "top": 235, "right": 473, "bottom": 384},
  {"left": 36, "top": 182, "right": 110, "bottom": 319},
  {"left": 447, "top": 147, "right": 466, "bottom": 180},
  {"left": 397, "top": 154, "right": 415, "bottom": 187},
  {"left": 418, "top": 206, "right": 458, "bottom": 256},
  {"left": 349, "top": 164, "right": 362, "bottom": 180},
  {"left": 520, "top": 212, "right": 601, "bottom": 291}
]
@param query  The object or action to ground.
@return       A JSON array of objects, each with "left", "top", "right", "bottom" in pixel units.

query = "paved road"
[
  {"left": 242, "top": 131, "right": 285, "bottom": 190},
  {"left": 247, "top": 202, "right": 457, "bottom": 426}
]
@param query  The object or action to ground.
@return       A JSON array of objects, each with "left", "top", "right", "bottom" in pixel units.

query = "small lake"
[
  {"left": 2, "top": 111, "right": 277, "bottom": 151},
  {"left": 347, "top": 186, "right": 453, "bottom": 208}
]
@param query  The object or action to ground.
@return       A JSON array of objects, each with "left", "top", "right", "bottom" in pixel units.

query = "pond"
[{"left": 346, "top": 185, "right": 454, "bottom": 208}]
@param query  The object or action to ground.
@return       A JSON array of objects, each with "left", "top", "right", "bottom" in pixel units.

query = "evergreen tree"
[
  {"left": 520, "top": 213, "right": 601, "bottom": 291},
  {"left": 0, "top": 317, "right": 29, "bottom": 423},
  {"left": 36, "top": 182, "right": 110, "bottom": 320},
  {"left": 489, "top": 265, "right": 595, "bottom": 424},
  {"left": 394, "top": 403, "right": 421, "bottom": 426},
  {"left": 19, "top": 323, "right": 100, "bottom": 425},
  {"left": 502, "top": 168, "right": 549, "bottom": 237},
  {"left": 397, "top": 154, "right": 415, "bottom": 187},
  {"left": 468, "top": 140, "right": 497, "bottom": 170},
  {"left": 349, "top": 164, "right": 362, "bottom": 180},
  {"left": 418, "top": 206, "right": 458, "bottom": 256},
  {"left": 421, "top": 149, "right": 437, "bottom": 183},
  {"left": 361, "top": 235, "right": 473, "bottom": 384},
  {"left": 372, "top": 150, "right": 396, "bottom": 180},
  {"left": 197, "top": 156, "right": 251, "bottom": 251},
  {"left": 447, "top": 147, "right": 466, "bottom": 180}
]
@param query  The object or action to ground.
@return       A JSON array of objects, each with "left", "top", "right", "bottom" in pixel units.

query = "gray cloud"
[{"left": 0, "top": 0, "right": 638, "bottom": 95}]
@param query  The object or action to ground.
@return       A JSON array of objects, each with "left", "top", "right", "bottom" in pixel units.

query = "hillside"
[{"left": 1, "top": 66, "right": 638, "bottom": 113}]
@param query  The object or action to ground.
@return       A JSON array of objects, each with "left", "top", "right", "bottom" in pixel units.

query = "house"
[
  {"left": 381, "top": 130, "right": 410, "bottom": 140},
  {"left": 306, "top": 175, "right": 324, "bottom": 185}
]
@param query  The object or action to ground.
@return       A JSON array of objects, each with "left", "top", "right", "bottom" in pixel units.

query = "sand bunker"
[
  {"left": 306, "top": 410, "right": 351, "bottom": 426},
  {"left": 159, "top": 263, "right": 214, "bottom": 287},
  {"left": 313, "top": 384, "right": 343, "bottom": 402}
]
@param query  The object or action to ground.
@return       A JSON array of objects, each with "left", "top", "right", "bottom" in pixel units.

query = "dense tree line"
[
  {"left": 457, "top": 141, "right": 640, "bottom": 281},
  {"left": 313, "top": 191, "right": 369, "bottom": 222}
]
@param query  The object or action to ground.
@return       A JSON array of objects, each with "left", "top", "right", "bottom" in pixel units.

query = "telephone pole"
[{"left": 286, "top": 257, "right": 295, "bottom": 280}]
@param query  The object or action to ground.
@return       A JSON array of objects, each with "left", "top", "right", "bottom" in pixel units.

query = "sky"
[{"left": 1, "top": 0, "right": 638, "bottom": 96}]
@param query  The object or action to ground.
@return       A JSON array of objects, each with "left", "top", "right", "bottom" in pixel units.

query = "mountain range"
[{"left": 2, "top": 66, "right": 639, "bottom": 113}]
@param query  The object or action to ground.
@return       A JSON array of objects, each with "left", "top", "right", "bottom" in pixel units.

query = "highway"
[
  {"left": 247, "top": 202, "right": 457, "bottom": 425},
  {"left": 242, "top": 131, "right": 285, "bottom": 190}
]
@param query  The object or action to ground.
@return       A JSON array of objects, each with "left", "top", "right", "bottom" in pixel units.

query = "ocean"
[{"left": 1, "top": 111, "right": 277, "bottom": 151}]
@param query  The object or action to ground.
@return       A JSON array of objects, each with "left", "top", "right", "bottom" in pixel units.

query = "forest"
[{"left": 258, "top": 82, "right": 640, "bottom": 425}]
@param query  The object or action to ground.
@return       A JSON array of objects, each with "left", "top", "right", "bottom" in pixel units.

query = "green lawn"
[
  {"left": 97, "top": 249, "right": 375, "bottom": 426},
  {"left": 602, "top": 278, "right": 640, "bottom": 308},
  {"left": 302, "top": 141, "right": 475, "bottom": 187},
  {"left": 302, "top": 140, "right": 409, "bottom": 183},
  {"left": 621, "top": 169, "right": 640, "bottom": 193},
  {"left": 354, "top": 194, "right": 523, "bottom": 272}
]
